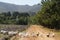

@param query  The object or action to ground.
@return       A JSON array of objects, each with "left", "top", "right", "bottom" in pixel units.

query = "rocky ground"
[{"left": 10, "top": 25, "right": 60, "bottom": 40}]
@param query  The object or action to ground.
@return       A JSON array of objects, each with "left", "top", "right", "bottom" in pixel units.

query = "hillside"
[
  {"left": 0, "top": 2, "right": 41, "bottom": 13},
  {"left": 10, "top": 25, "right": 60, "bottom": 40}
]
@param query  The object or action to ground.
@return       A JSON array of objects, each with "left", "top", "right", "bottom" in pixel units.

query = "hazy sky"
[{"left": 0, "top": 0, "right": 41, "bottom": 6}]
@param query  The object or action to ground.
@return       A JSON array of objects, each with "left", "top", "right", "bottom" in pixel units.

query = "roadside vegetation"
[{"left": 29, "top": 0, "right": 60, "bottom": 30}]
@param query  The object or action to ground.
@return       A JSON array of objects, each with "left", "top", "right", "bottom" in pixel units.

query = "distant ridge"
[{"left": 0, "top": 2, "right": 41, "bottom": 13}]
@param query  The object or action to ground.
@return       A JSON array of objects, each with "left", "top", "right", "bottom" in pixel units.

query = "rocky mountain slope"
[{"left": 0, "top": 2, "right": 41, "bottom": 13}]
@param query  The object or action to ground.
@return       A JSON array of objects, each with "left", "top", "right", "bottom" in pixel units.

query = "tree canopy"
[
  {"left": 30, "top": 0, "right": 60, "bottom": 30},
  {"left": 0, "top": 12, "right": 30, "bottom": 25}
]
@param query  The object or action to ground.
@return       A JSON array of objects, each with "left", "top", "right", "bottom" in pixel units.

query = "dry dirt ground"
[{"left": 10, "top": 25, "right": 60, "bottom": 40}]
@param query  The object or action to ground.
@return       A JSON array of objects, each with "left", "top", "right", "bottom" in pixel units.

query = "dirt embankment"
[{"left": 10, "top": 25, "right": 60, "bottom": 40}]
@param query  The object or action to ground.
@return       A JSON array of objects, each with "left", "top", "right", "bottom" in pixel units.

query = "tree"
[
  {"left": 0, "top": 12, "right": 30, "bottom": 25},
  {"left": 34, "top": 0, "right": 60, "bottom": 29}
]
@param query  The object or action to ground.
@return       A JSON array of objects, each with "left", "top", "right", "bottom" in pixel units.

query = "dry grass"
[{"left": 0, "top": 34, "right": 4, "bottom": 38}]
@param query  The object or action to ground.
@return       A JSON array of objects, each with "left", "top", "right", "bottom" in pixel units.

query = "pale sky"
[{"left": 0, "top": 0, "right": 41, "bottom": 6}]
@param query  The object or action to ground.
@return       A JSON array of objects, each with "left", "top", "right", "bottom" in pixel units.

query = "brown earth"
[{"left": 10, "top": 25, "right": 60, "bottom": 40}]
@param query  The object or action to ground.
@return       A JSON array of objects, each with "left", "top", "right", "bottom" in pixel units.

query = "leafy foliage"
[
  {"left": 30, "top": 0, "right": 60, "bottom": 30},
  {"left": 0, "top": 12, "right": 30, "bottom": 25}
]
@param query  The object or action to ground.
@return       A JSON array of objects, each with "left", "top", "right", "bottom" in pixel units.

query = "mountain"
[
  {"left": 0, "top": 2, "right": 41, "bottom": 13},
  {"left": 29, "top": 4, "right": 41, "bottom": 12}
]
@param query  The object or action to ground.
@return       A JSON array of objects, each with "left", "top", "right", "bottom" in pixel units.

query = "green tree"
[{"left": 35, "top": 0, "right": 60, "bottom": 29}]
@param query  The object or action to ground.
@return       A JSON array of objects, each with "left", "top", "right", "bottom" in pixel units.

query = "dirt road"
[{"left": 10, "top": 25, "right": 60, "bottom": 40}]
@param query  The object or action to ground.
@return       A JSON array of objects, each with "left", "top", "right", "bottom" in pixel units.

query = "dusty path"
[{"left": 10, "top": 25, "right": 59, "bottom": 40}]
